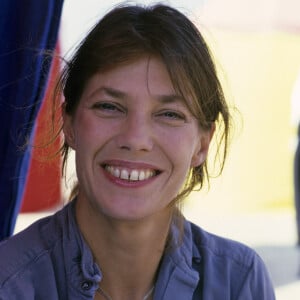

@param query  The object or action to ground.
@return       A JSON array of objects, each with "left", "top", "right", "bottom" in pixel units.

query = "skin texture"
[{"left": 63, "top": 56, "right": 214, "bottom": 299}]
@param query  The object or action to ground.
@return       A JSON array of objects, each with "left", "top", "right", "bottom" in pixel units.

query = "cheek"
[
  {"left": 162, "top": 129, "right": 199, "bottom": 164},
  {"left": 73, "top": 114, "right": 105, "bottom": 148}
]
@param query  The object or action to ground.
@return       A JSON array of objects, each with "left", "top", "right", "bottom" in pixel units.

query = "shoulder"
[
  {"left": 188, "top": 221, "right": 275, "bottom": 298},
  {"left": 0, "top": 206, "right": 67, "bottom": 288},
  {"left": 189, "top": 221, "right": 258, "bottom": 268},
  {"left": 188, "top": 221, "right": 274, "bottom": 286}
]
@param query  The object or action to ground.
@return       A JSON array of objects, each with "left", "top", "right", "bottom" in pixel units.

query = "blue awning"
[{"left": 0, "top": 0, "right": 64, "bottom": 240}]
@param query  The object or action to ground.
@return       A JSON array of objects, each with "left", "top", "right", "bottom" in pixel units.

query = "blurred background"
[
  {"left": 14, "top": 0, "right": 300, "bottom": 298},
  {"left": 57, "top": 0, "right": 300, "bottom": 213}
]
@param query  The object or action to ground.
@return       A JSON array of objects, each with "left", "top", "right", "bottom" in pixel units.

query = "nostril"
[{"left": 120, "top": 145, "right": 131, "bottom": 151}]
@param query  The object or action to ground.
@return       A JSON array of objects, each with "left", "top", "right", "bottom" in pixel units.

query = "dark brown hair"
[{"left": 56, "top": 3, "right": 231, "bottom": 202}]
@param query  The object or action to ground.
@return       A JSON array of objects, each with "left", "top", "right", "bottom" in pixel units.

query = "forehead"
[{"left": 81, "top": 56, "right": 178, "bottom": 99}]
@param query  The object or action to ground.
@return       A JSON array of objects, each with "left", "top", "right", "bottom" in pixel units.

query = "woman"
[{"left": 0, "top": 4, "right": 275, "bottom": 299}]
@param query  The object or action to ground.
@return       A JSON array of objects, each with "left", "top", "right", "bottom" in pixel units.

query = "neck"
[{"left": 75, "top": 197, "right": 173, "bottom": 300}]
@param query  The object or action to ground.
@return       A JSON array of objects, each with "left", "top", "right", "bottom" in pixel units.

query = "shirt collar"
[
  {"left": 62, "top": 200, "right": 101, "bottom": 297},
  {"left": 61, "top": 201, "right": 200, "bottom": 299},
  {"left": 153, "top": 218, "right": 200, "bottom": 299}
]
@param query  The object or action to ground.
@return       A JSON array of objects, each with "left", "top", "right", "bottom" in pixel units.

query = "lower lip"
[{"left": 102, "top": 167, "right": 158, "bottom": 188}]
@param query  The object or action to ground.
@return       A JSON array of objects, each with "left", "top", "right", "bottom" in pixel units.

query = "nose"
[{"left": 115, "top": 113, "right": 154, "bottom": 152}]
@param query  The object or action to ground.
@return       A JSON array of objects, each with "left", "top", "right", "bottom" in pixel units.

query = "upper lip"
[{"left": 100, "top": 159, "right": 163, "bottom": 172}]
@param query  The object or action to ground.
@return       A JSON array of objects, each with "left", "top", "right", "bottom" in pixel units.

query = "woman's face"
[{"left": 63, "top": 56, "right": 213, "bottom": 221}]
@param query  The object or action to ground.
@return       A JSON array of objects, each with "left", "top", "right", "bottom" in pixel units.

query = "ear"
[
  {"left": 62, "top": 103, "right": 76, "bottom": 150},
  {"left": 191, "top": 123, "right": 215, "bottom": 167}
]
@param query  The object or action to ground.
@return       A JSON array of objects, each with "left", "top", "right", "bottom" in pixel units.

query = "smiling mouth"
[{"left": 103, "top": 165, "right": 160, "bottom": 181}]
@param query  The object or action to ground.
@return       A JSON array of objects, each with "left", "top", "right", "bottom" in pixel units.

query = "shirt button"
[
  {"left": 81, "top": 281, "right": 93, "bottom": 290},
  {"left": 193, "top": 257, "right": 201, "bottom": 264}
]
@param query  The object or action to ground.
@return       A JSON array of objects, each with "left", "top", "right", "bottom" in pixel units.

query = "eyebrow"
[
  {"left": 90, "top": 86, "right": 185, "bottom": 104},
  {"left": 91, "top": 86, "right": 126, "bottom": 99}
]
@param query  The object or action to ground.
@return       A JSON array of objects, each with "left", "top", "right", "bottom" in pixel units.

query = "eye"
[
  {"left": 156, "top": 110, "right": 187, "bottom": 125},
  {"left": 92, "top": 102, "right": 120, "bottom": 111},
  {"left": 90, "top": 101, "right": 126, "bottom": 117},
  {"left": 161, "top": 111, "right": 184, "bottom": 120}
]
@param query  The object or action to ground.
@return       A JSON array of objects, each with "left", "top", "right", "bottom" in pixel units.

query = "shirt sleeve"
[{"left": 236, "top": 253, "right": 276, "bottom": 300}]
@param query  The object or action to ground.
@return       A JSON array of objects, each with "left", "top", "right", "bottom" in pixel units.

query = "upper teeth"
[{"left": 105, "top": 166, "right": 156, "bottom": 181}]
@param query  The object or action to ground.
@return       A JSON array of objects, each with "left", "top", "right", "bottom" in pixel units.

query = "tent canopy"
[{"left": 0, "top": 0, "right": 64, "bottom": 240}]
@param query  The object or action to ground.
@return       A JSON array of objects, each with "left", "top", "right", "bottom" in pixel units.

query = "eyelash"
[
  {"left": 91, "top": 101, "right": 187, "bottom": 123},
  {"left": 159, "top": 110, "right": 185, "bottom": 120},
  {"left": 92, "top": 102, "right": 124, "bottom": 112}
]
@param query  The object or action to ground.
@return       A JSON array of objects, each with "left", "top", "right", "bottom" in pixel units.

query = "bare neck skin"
[{"left": 75, "top": 196, "right": 173, "bottom": 300}]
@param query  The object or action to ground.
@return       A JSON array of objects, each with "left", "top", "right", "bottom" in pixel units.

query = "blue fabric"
[
  {"left": 0, "top": 0, "right": 64, "bottom": 239},
  {"left": 0, "top": 201, "right": 275, "bottom": 299}
]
